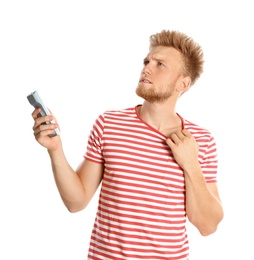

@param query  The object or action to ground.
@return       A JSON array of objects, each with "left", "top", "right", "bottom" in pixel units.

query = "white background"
[{"left": 1, "top": 0, "right": 253, "bottom": 259}]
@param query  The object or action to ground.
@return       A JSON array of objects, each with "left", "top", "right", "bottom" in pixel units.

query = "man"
[{"left": 31, "top": 30, "right": 224, "bottom": 260}]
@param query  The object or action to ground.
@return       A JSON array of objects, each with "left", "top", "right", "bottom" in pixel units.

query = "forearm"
[
  {"left": 48, "top": 144, "right": 87, "bottom": 213},
  {"left": 184, "top": 164, "right": 224, "bottom": 236}
]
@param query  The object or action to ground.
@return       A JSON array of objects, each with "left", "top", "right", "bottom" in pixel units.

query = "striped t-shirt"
[{"left": 84, "top": 105, "right": 218, "bottom": 260}]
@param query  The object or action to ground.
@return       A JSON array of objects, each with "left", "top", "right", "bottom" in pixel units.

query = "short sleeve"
[
  {"left": 84, "top": 114, "right": 105, "bottom": 164},
  {"left": 199, "top": 135, "right": 218, "bottom": 183}
]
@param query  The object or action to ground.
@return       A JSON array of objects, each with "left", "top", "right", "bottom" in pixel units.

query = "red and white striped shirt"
[{"left": 84, "top": 105, "right": 218, "bottom": 260}]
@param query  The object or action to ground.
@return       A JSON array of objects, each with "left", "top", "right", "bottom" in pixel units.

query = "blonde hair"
[{"left": 149, "top": 30, "right": 204, "bottom": 86}]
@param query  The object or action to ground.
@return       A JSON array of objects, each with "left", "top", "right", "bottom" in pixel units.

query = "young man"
[{"left": 31, "top": 30, "right": 224, "bottom": 260}]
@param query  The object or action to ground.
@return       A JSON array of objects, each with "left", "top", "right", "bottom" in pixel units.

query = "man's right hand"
[{"left": 32, "top": 108, "right": 61, "bottom": 151}]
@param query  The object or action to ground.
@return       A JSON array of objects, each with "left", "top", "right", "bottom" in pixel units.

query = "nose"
[{"left": 142, "top": 64, "right": 151, "bottom": 75}]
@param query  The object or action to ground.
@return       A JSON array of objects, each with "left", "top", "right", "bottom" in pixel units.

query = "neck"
[{"left": 138, "top": 100, "right": 182, "bottom": 136}]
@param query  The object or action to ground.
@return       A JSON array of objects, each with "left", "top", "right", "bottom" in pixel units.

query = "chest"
[{"left": 101, "top": 132, "right": 185, "bottom": 195}]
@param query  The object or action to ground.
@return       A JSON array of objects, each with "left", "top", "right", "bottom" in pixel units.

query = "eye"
[
  {"left": 158, "top": 61, "right": 164, "bottom": 66},
  {"left": 143, "top": 59, "right": 149, "bottom": 66}
]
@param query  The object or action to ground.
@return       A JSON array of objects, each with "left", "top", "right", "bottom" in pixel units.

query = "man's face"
[{"left": 136, "top": 46, "right": 184, "bottom": 103}]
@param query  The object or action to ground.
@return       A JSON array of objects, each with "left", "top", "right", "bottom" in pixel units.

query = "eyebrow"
[{"left": 143, "top": 56, "right": 166, "bottom": 63}]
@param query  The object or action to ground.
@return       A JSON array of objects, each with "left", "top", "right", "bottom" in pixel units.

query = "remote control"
[{"left": 27, "top": 90, "right": 60, "bottom": 137}]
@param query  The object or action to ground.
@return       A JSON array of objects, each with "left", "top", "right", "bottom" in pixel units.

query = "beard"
[{"left": 135, "top": 82, "right": 175, "bottom": 103}]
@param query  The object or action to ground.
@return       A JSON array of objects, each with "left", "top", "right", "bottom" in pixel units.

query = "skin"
[{"left": 32, "top": 45, "right": 224, "bottom": 236}]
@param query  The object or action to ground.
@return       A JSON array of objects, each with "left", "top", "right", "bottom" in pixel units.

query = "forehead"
[{"left": 146, "top": 46, "right": 183, "bottom": 63}]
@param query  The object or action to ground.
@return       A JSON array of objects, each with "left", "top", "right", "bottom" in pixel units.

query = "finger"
[
  {"left": 182, "top": 129, "right": 191, "bottom": 137},
  {"left": 35, "top": 129, "right": 56, "bottom": 139},
  {"left": 47, "top": 108, "right": 59, "bottom": 126},
  {"left": 35, "top": 115, "right": 54, "bottom": 129},
  {"left": 170, "top": 131, "right": 185, "bottom": 144},
  {"left": 32, "top": 116, "right": 55, "bottom": 132},
  {"left": 33, "top": 123, "right": 58, "bottom": 137},
  {"left": 165, "top": 137, "right": 175, "bottom": 148},
  {"left": 31, "top": 108, "right": 41, "bottom": 120}
]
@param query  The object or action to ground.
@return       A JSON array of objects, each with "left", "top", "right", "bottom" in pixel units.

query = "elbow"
[
  {"left": 199, "top": 225, "right": 218, "bottom": 236},
  {"left": 190, "top": 220, "right": 219, "bottom": 236},
  {"left": 199, "top": 216, "right": 225, "bottom": 235},
  {"left": 60, "top": 194, "right": 88, "bottom": 213},
  {"left": 64, "top": 201, "right": 87, "bottom": 213},
  {"left": 67, "top": 207, "right": 83, "bottom": 213},
  {"left": 67, "top": 205, "right": 86, "bottom": 213},
  {"left": 190, "top": 212, "right": 224, "bottom": 236}
]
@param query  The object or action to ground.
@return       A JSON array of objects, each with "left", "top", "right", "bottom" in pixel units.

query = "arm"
[
  {"left": 32, "top": 108, "right": 103, "bottom": 213},
  {"left": 48, "top": 149, "right": 103, "bottom": 213},
  {"left": 166, "top": 129, "right": 224, "bottom": 236}
]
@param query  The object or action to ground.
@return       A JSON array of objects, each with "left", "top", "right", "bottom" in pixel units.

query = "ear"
[{"left": 177, "top": 76, "right": 191, "bottom": 93}]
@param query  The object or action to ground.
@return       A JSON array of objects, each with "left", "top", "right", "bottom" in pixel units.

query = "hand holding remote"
[{"left": 27, "top": 90, "right": 60, "bottom": 138}]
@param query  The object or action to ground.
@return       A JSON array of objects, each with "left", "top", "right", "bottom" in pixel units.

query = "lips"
[{"left": 140, "top": 78, "right": 152, "bottom": 84}]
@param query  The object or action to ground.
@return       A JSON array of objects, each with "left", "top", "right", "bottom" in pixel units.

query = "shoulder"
[
  {"left": 103, "top": 106, "right": 138, "bottom": 116},
  {"left": 99, "top": 106, "right": 139, "bottom": 120},
  {"left": 184, "top": 118, "right": 211, "bottom": 134},
  {"left": 93, "top": 106, "right": 139, "bottom": 128},
  {"left": 180, "top": 115, "right": 215, "bottom": 142}
]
